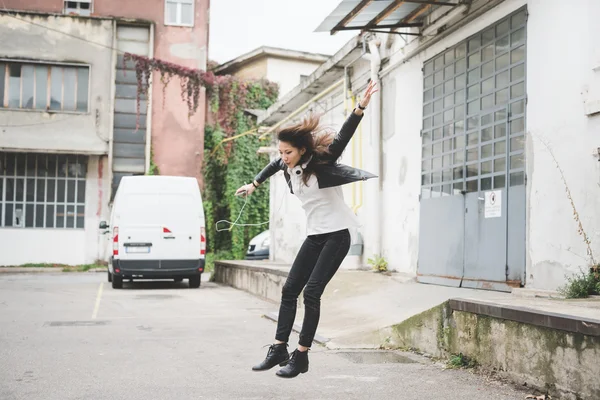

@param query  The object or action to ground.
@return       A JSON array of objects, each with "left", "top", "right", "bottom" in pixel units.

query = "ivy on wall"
[
  {"left": 124, "top": 53, "right": 279, "bottom": 269},
  {"left": 203, "top": 79, "right": 279, "bottom": 269}
]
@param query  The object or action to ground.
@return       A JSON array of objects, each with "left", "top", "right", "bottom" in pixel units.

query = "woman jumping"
[{"left": 236, "top": 81, "right": 378, "bottom": 378}]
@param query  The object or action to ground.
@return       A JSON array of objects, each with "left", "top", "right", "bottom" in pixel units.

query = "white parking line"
[{"left": 91, "top": 282, "right": 104, "bottom": 319}]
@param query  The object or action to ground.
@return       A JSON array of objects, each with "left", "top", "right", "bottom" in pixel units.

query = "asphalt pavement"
[{"left": 0, "top": 273, "right": 527, "bottom": 399}]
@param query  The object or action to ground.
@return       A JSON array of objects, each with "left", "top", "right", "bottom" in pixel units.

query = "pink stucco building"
[{"left": 0, "top": 1, "right": 210, "bottom": 265}]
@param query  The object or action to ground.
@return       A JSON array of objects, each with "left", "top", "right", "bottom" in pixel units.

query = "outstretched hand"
[
  {"left": 235, "top": 183, "right": 256, "bottom": 197},
  {"left": 358, "top": 81, "right": 378, "bottom": 110}
]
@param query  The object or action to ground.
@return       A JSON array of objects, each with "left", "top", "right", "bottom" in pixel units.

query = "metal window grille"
[
  {"left": 420, "top": 8, "right": 527, "bottom": 200},
  {"left": 0, "top": 153, "right": 88, "bottom": 229}
]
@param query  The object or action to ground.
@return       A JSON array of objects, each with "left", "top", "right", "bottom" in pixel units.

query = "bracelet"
[
  {"left": 252, "top": 181, "right": 259, "bottom": 188},
  {"left": 357, "top": 104, "right": 366, "bottom": 110}
]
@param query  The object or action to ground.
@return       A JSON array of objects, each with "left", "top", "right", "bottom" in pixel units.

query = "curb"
[
  {"left": 0, "top": 268, "right": 107, "bottom": 274},
  {"left": 262, "top": 311, "right": 330, "bottom": 345}
]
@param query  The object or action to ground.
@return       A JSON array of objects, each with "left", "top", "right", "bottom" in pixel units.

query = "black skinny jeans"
[{"left": 275, "top": 229, "right": 351, "bottom": 348}]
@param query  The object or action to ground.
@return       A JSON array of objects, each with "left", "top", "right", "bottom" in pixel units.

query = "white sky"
[{"left": 208, "top": 0, "right": 356, "bottom": 64}]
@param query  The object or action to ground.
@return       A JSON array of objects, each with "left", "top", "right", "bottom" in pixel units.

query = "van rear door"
[
  {"left": 158, "top": 193, "right": 201, "bottom": 260},
  {"left": 117, "top": 194, "right": 162, "bottom": 261},
  {"left": 117, "top": 193, "right": 201, "bottom": 261}
]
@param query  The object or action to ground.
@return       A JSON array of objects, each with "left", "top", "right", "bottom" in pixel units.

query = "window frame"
[
  {"left": 63, "top": 0, "right": 93, "bottom": 16},
  {"left": 164, "top": 0, "right": 195, "bottom": 28},
  {"left": 0, "top": 59, "right": 91, "bottom": 115},
  {"left": 0, "top": 152, "right": 88, "bottom": 230}
]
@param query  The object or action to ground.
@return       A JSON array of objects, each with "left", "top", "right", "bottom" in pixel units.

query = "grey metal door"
[
  {"left": 417, "top": 8, "right": 527, "bottom": 291},
  {"left": 463, "top": 107, "right": 510, "bottom": 290}
]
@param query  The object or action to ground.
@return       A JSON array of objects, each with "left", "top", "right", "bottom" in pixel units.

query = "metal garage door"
[{"left": 417, "top": 8, "right": 527, "bottom": 291}]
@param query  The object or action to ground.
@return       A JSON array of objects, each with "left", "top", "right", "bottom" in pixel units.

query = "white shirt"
[{"left": 288, "top": 169, "right": 360, "bottom": 236}]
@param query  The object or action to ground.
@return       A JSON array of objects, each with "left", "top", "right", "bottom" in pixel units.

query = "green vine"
[
  {"left": 147, "top": 146, "right": 159, "bottom": 176},
  {"left": 123, "top": 54, "right": 278, "bottom": 269},
  {"left": 203, "top": 79, "right": 278, "bottom": 269}
]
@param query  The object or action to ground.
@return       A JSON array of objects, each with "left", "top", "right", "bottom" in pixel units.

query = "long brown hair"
[{"left": 277, "top": 113, "right": 334, "bottom": 185}]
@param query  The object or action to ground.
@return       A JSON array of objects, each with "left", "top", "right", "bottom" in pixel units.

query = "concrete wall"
[
  {"left": 383, "top": 302, "right": 600, "bottom": 400},
  {"left": 4, "top": 0, "right": 210, "bottom": 184},
  {"left": 229, "top": 57, "right": 323, "bottom": 99},
  {"left": 378, "top": 0, "right": 531, "bottom": 277},
  {"left": 0, "top": 155, "right": 111, "bottom": 266},
  {"left": 266, "top": 0, "right": 600, "bottom": 290},
  {"left": 525, "top": 0, "right": 600, "bottom": 289},
  {"left": 230, "top": 58, "right": 269, "bottom": 82},
  {"left": 213, "top": 261, "right": 288, "bottom": 303},
  {"left": 0, "top": 13, "right": 112, "bottom": 155},
  {"left": 266, "top": 57, "right": 323, "bottom": 98},
  {"left": 377, "top": 0, "right": 600, "bottom": 289}
]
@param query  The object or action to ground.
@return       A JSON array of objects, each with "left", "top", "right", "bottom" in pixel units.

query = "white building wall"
[
  {"left": 268, "top": 0, "right": 600, "bottom": 289},
  {"left": 266, "top": 58, "right": 323, "bottom": 98},
  {"left": 0, "top": 156, "right": 111, "bottom": 266},
  {"left": 378, "top": 0, "right": 529, "bottom": 276},
  {"left": 525, "top": 0, "right": 600, "bottom": 289},
  {"left": 379, "top": 0, "right": 600, "bottom": 289},
  {"left": 377, "top": 70, "right": 422, "bottom": 274},
  {"left": 0, "top": 14, "right": 113, "bottom": 155}
]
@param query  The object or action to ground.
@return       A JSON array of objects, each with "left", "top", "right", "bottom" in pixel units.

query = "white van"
[{"left": 99, "top": 176, "right": 206, "bottom": 289}]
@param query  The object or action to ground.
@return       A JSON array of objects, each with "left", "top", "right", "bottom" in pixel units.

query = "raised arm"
[
  {"left": 326, "top": 81, "right": 378, "bottom": 161},
  {"left": 326, "top": 111, "right": 363, "bottom": 161}
]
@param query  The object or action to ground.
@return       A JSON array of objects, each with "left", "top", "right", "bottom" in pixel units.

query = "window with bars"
[
  {"left": 420, "top": 8, "right": 527, "bottom": 200},
  {"left": 0, "top": 61, "right": 89, "bottom": 113},
  {"left": 165, "top": 0, "right": 194, "bottom": 27},
  {"left": 0, "top": 153, "right": 88, "bottom": 229}
]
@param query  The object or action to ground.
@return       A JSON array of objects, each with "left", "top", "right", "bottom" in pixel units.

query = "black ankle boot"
[
  {"left": 252, "top": 343, "right": 290, "bottom": 371},
  {"left": 276, "top": 349, "right": 309, "bottom": 378}
]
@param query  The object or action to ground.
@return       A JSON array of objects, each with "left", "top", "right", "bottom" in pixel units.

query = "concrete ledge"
[
  {"left": 450, "top": 298, "right": 600, "bottom": 337},
  {"left": 383, "top": 301, "right": 600, "bottom": 400},
  {"left": 213, "top": 261, "right": 290, "bottom": 303},
  {"left": 214, "top": 260, "right": 289, "bottom": 277},
  {"left": 511, "top": 288, "right": 562, "bottom": 299}
]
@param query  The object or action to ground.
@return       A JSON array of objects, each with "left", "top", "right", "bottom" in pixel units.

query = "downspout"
[
  {"left": 343, "top": 36, "right": 367, "bottom": 212},
  {"left": 368, "top": 37, "right": 383, "bottom": 259}
]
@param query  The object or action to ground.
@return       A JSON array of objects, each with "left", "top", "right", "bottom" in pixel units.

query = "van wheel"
[
  {"left": 108, "top": 271, "right": 112, "bottom": 282},
  {"left": 189, "top": 275, "right": 201, "bottom": 288},
  {"left": 112, "top": 276, "right": 123, "bottom": 289},
  {"left": 174, "top": 278, "right": 183, "bottom": 283}
]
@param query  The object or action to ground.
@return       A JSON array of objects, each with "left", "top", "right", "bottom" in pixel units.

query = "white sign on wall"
[{"left": 484, "top": 190, "right": 502, "bottom": 219}]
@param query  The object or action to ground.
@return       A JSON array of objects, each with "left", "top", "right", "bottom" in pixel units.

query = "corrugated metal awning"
[{"left": 315, "top": 0, "right": 462, "bottom": 34}]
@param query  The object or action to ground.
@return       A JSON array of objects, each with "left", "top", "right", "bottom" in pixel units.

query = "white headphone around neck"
[
  {"left": 290, "top": 165, "right": 304, "bottom": 176},
  {"left": 288, "top": 155, "right": 312, "bottom": 177}
]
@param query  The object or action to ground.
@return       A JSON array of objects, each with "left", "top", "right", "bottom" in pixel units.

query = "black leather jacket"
[{"left": 254, "top": 112, "right": 377, "bottom": 194}]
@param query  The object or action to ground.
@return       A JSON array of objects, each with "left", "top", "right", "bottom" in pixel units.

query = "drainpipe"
[{"left": 367, "top": 37, "right": 383, "bottom": 260}]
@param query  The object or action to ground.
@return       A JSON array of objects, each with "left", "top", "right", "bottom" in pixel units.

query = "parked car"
[
  {"left": 245, "top": 230, "right": 270, "bottom": 260},
  {"left": 100, "top": 176, "right": 206, "bottom": 289}
]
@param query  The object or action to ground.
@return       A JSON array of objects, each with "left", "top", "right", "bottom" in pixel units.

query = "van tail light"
[
  {"left": 113, "top": 227, "right": 119, "bottom": 256},
  {"left": 200, "top": 226, "right": 206, "bottom": 255}
]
